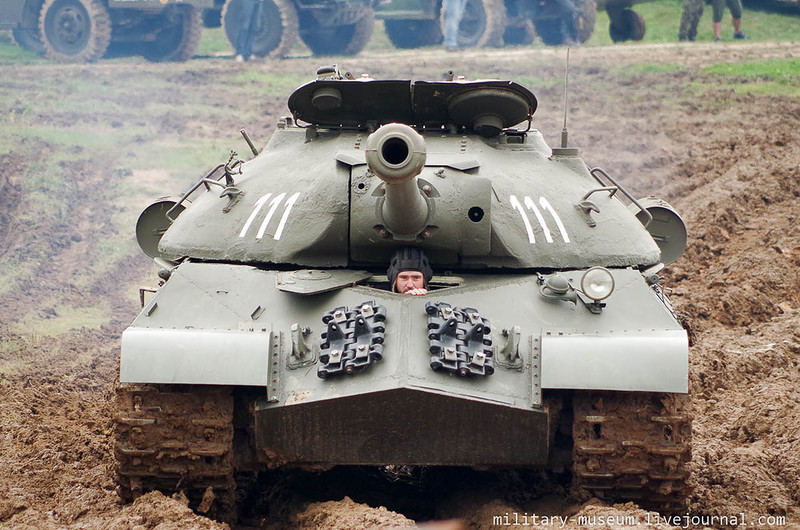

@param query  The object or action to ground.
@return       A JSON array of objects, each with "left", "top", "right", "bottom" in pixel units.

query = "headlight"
[{"left": 581, "top": 267, "right": 615, "bottom": 301}]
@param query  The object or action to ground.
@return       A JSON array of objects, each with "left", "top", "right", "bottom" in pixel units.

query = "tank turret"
[{"left": 116, "top": 68, "right": 693, "bottom": 523}]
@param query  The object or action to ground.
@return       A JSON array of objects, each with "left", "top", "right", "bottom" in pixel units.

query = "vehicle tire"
[
  {"left": 222, "top": 0, "right": 298, "bottom": 58},
  {"left": 141, "top": 6, "right": 203, "bottom": 62},
  {"left": 384, "top": 18, "right": 443, "bottom": 48},
  {"left": 532, "top": 0, "right": 595, "bottom": 45},
  {"left": 11, "top": 28, "right": 46, "bottom": 54},
  {"left": 442, "top": 0, "right": 505, "bottom": 48},
  {"left": 575, "top": 0, "right": 596, "bottom": 43},
  {"left": 532, "top": 17, "right": 564, "bottom": 45},
  {"left": 11, "top": 0, "right": 46, "bottom": 54},
  {"left": 299, "top": 10, "right": 374, "bottom": 56},
  {"left": 609, "top": 8, "right": 644, "bottom": 42},
  {"left": 38, "top": 0, "right": 111, "bottom": 63},
  {"left": 503, "top": 20, "right": 535, "bottom": 45}
]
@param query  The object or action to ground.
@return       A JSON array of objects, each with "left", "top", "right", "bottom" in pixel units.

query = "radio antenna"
[{"left": 561, "top": 48, "right": 570, "bottom": 148}]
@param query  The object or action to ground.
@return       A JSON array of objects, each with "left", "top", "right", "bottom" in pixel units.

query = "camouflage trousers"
[{"left": 679, "top": 0, "right": 704, "bottom": 41}]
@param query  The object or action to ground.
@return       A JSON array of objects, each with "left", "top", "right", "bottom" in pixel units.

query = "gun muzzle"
[{"left": 365, "top": 123, "right": 428, "bottom": 237}]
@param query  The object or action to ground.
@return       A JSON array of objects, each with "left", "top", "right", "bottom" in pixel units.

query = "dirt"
[{"left": 1, "top": 41, "right": 799, "bottom": 529}]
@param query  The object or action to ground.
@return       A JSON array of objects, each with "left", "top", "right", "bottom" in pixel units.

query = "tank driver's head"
[{"left": 387, "top": 247, "right": 433, "bottom": 296}]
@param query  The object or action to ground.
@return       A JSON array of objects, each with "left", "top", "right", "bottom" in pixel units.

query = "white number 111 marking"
[
  {"left": 510, "top": 195, "right": 570, "bottom": 244},
  {"left": 239, "top": 192, "right": 301, "bottom": 240}
]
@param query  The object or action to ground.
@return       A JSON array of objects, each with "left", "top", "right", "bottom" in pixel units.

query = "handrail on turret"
[{"left": 588, "top": 167, "right": 653, "bottom": 228}]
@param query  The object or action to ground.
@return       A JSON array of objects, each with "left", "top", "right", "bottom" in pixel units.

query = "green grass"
[
  {"left": 231, "top": 71, "right": 308, "bottom": 93},
  {"left": 197, "top": 26, "right": 233, "bottom": 56},
  {"left": 14, "top": 127, "right": 119, "bottom": 149},
  {"left": 0, "top": 48, "right": 235, "bottom": 320},
  {"left": 0, "top": 334, "right": 99, "bottom": 382},
  {"left": 0, "top": 258, "right": 36, "bottom": 298},
  {"left": 124, "top": 137, "right": 232, "bottom": 177},
  {"left": 587, "top": 0, "right": 799, "bottom": 45},
  {"left": 693, "top": 57, "right": 800, "bottom": 96},
  {"left": 601, "top": 54, "right": 800, "bottom": 98},
  {"left": 20, "top": 158, "right": 80, "bottom": 218},
  {"left": 702, "top": 57, "right": 800, "bottom": 79},
  {"left": 12, "top": 301, "right": 112, "bottom": 337},
  {"left": 71, "top": 240, "right": 138, "bottom": 289},
  {"left": 624, "top": 63, "right": 686, "bottom": 74},
  {"left": 0, "top": 31, "right": 46, "bottom": 64},
  {"left": 0, "top": 336, "right": 36, "bottom": 380},
  {"left": 365, "top": 21, "right": 394, "bottom": 51}
]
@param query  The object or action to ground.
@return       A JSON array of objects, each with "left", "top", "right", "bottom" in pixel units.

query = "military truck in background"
[
  {"left": 212, "top": 0, "right": 374, "bottom": 58},
  {"left": 207, "top": 0, "right": 597, "bottom": 53},
  {"left": 374, "top": 0, "right": 648, "bottom": 48},
  {"left": 1, "top": 0, "right": 213, "bottom": 62},
  {"left": 375, "top": 0, "right": 595, "bottom": 47}
]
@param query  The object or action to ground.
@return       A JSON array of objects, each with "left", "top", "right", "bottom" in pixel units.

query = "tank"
[{"left": 114, "top": 66, "right": 692, "bottom": 522}]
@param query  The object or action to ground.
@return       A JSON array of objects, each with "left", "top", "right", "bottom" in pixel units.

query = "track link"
[
  {"left": 572, "top": 391, "right": 692, "bottom": 513},
  {"left": 114, "top": 383, "right": 236, "bottom": 522}
]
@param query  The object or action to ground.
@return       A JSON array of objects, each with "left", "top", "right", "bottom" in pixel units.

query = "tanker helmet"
[{"left": 387, "top": 247, "right": 433, "bottom": 292}]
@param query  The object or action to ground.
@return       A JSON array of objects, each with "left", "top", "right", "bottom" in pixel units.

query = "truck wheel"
[
  {"left": 299, "top": 10, "right": 375, "bottom": 56},
  {"left": 532, "top": 18, "right": 564, "bottom": 45},
  {"left": 384, "top": 19, "right": 443, "bottom": 48},
  {"left": 532, "top": 0, "right": 595, "bottom": 45},
  {"left": 444, "top": 0, "right": 505, "bottom": 47},
  {"left": 503, "top": 20, "right": 535, "bottom": 45},
  {"left": 38, "top": 0, "right": 111, "bottom": 63},
  {"left": 11, "top": 0, "right": 46, "bottom": 54},
  {"left": 141, "top": 6, "right": 203, "bottom": 62},
  {"left": 609, "top": 8, "right": 644, "bottom": 42},
  {"left": 11, "top": 28, "right": 46, "bottom": 54},
  {"left": 222, "top": 0, "right": 298, "bottom": 58}
]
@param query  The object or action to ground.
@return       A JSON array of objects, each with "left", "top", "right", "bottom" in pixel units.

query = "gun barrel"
[{"left": 365, "top": 123, "right": 428, "bottom": 237}]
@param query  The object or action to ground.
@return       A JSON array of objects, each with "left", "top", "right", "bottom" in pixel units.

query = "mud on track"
[{"left": 0, "top": 41, "right": 799, "bottom": 528}]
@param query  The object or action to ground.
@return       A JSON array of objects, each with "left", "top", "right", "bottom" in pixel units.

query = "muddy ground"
[{"left": 0, "top": 41, "right": 799, "bottom": 528}]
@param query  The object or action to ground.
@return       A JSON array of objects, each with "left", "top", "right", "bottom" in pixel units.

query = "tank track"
[
  {"left": 571, "top": 391, "right": 692, "bottom": 513},
  {"left": 113, "top": 383, "right": 236, "bottom": 522}
]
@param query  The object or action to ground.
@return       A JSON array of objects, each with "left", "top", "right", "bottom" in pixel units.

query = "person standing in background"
[
  {"left": 711, "top": 0, "right": 748, "bottom": 41},
  {"left": 679, "top": 0, "right": 703, "bottom": 41},
  {"left": 443, "top": 0, "right": 467, "bottom": 51},
  {"left": 551, "top": 0, "right": 578, "bottom": 45},
  {"left": 235, "top": 0, "right": 261, "bottom": 62}
]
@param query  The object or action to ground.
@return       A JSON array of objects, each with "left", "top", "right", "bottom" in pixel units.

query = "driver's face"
[{"left": 396, "top": 271, "right": 426, "bottom": 294}]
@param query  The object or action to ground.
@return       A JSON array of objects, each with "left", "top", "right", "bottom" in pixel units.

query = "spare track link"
[
  {"left": 114, "top": 383, "right": 236, "bottom": 522},
  {"left": 571, "top": 391, "right": 692, "bottom": 513}
]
